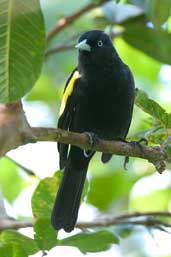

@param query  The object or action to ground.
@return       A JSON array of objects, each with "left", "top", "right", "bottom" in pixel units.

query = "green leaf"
[
  {"left": 132, "top": 127, "right": 170, "bottom": 145},
  {"left": 0, "top": 240, "right": 32, "bottom": 257},
  {"left": 12, "top": 244, "right": 28, "bottom": 257},
  {"left": 115, "top": 38, "right": 161, "bottom": 84},
  {"left": 135, "top": 89, "right": 171, "bottom": 128},
  {"left": 0, "top": 0, "right": 45, "bottom": 103},
  {"left": 0, "top": 230, "right": 39, "bottom": 255},
  {"left": 32, "top": 171, "right": 88, "bottom": 220},
  {"left": 87, "top": 166, "right": 137, "bottom": 211},
  {"left": 32, "top": 171, "right": 62, "bottom": 218},
  {"left": 26, "top": 73, "right": 60, "bottom": 102},
  {"left": 58, "top": 230, "right": 119, "bottom": 253},
  {"left": 0, "top": 157, "right": 27, "bottom": 202},
  {"left": 34, "top": 218, "right": 57, "bottom": 251},
  {"left": 130, "top": 188, "right": 171, "bottom": 211},
  {"left": 146, "top": 0, "right": 171, "bottom": 26},
  {"left": 165, "top": 144, "right": 171, "bottom": 162},
  {"left": 123, "top": 24, "right": 171, "bottom": 64},
  {"left": 0, "top": 243, "right": 13, "bottom": 257}
]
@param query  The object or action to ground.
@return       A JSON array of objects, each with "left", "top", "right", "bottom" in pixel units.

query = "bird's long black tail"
[{"left": 51, "top": 146, "right": 92, "bottom": 232}]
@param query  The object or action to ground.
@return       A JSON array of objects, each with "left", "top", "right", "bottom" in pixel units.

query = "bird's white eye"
[{"left": 97, "top": 40, "right": 103, "bottom": 47}]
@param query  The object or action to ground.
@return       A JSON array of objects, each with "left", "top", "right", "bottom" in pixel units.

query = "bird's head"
[{"left": 75, "top": 30, "right": 117, "bottom": 71}]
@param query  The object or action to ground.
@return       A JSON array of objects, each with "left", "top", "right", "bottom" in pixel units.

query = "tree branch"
[
  {"left": 76, "top": 211, "right": 171, "bottom": 230},
  {"left": 0, "top": 102, "right": 168, "bottom": 173},
  {"left": 0, "top": 219, "right": 33, "bottom": 231},
  {"left": 45, "top": 43, "right": 75, "bottom": 58},
  {"left": 0, "top": 212, "right": 171, "bottom": 231},
  {"left": 45, "top": 30, "right": 122, "bottom": 58},
  {"left": 76, "top": 219, "right": 171, "bottom": 230},
  {"left": 31, "top": 127, "right": 167, "bottom": 173},
  {"left": 46, "top": 0, "right": 109, "bottom": 43}
]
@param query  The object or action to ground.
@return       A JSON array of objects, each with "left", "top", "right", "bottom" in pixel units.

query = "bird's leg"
[
  {"left": 123, "top": 156, "right": 129, "bottom": 170},
  {"left": 128, "top": 137, "right": 148, "bottom": 149},
  {"left": 137, "top": 137, "right": 148, "bottom": 145},
  {"left": 122, "top": 138, "right": 148, "bottom": 170},
  {"left": 83, "top": 132, "right": 99, "bottom": 158}
]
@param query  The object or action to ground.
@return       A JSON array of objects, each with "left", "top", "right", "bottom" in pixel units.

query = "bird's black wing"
[
  {"left": 101, "top": 64, "right": 135, "bottom": 164},
  {"left": 58, "top": 68, "right": 81, "bottom": 169},
  {"left": 122, "top": 64, "right": 135, "bottom": 138}
]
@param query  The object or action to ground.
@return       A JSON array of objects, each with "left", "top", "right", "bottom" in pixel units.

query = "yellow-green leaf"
[
  {"left": 0, "top": 230, "right": 39, "bottom": 256},
  {"left": 32, "top": 172, "right": 62, "bottom": 218},
  {"left": 34, "top": 218, "right": 57, "bottom": 251},
  {"left": 58, "top": 230, "right": 119, "bottom": 253}
]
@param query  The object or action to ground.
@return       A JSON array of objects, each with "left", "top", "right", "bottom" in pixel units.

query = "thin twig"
[
  {"left": 46, "top": 0, "right": 109, "bottom": 43},
  {"left": 0, "top": 212, "right": 171, "bottom": 231},
  {"left": 45, "top": 29, "right": 123, "bottom": 58},
  {"left": 76, "top": 219, "right": 171, "bottom": 229},
  {"left": 0, "top": 219, "right": 33, "bottom": 230},
  {"left": 45, "top": 44, "right": 75, "bottom": 58},
  {"left": 113, "top": 211, "right": 171, "bottom": 220},
  {"left": 76, "top": 211, "right": 171, "bottom": 229},
  {"left": 5, "top": 156, "right": 36, "bottom": 176}
]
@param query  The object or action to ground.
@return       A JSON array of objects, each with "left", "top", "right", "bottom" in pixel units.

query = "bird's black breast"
[{"left": 71, "top": 64, "right": 134, "bottom": 140}]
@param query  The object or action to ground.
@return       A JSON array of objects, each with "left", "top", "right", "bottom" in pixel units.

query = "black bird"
[{"left": 51, "top": 30, "right": 135, "bottom": 232}]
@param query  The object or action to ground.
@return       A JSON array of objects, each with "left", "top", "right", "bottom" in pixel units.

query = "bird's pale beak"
[{"left": 75, "top": 39, "right": 91, "bottom": 52}]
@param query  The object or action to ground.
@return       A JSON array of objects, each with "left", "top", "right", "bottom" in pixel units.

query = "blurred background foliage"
[{"left": 1, "top": 0, "right": 171, "bottom": 256}]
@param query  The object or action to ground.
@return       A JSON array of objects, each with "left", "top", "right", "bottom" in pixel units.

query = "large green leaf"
[
  {"left": 0, "top": 230, "right": 39, "bottom": 256},
  {"left": 123, "top": 24, "right": 171, "bottom": 64},
  {"left": 146, "top": 0, "right": 171, "bottom": 26},
  {"left": 115, "top": 38, "right": 161, "bottom": 84},
  {"left": 58, "top": 230, "right": 119, "bottom": 253},
  {"left": 0, "top": 0, "right": 45, "bottom": 103},
  {"left": 87, "top": 165, "right": 137, "bottom": 211}
]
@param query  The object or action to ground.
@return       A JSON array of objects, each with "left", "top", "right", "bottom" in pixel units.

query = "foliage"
[
  {"left": 57, "top": 230, "right": 119, "bottom": 253},
  {"left": 0, "top": 0, "right": 45, "bottom": 103},
  {"left": 0, "top": 0, "right": 171, "bottom": 256}
]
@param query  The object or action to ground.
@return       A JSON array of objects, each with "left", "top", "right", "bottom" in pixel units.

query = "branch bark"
[
  {"left": 0, "top": 103, "right": 168, "bottom": 173},
  {"left": 76, "top": 211, "right": 171, "bottom": 229},
  {"left": 0, "top": 211, "right": 171, "bottom": 231},
  {"left": 31, "top": 127, "right": 167, "bottom": 173}
]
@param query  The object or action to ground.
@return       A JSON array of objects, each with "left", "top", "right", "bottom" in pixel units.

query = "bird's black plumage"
[{"left": 51, "top": 30, "right": 135, "bottom": 232}]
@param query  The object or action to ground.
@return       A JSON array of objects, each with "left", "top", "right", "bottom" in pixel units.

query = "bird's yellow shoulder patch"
[{"left": 59, "top": 70, "right": 81, "bottom": 116}]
